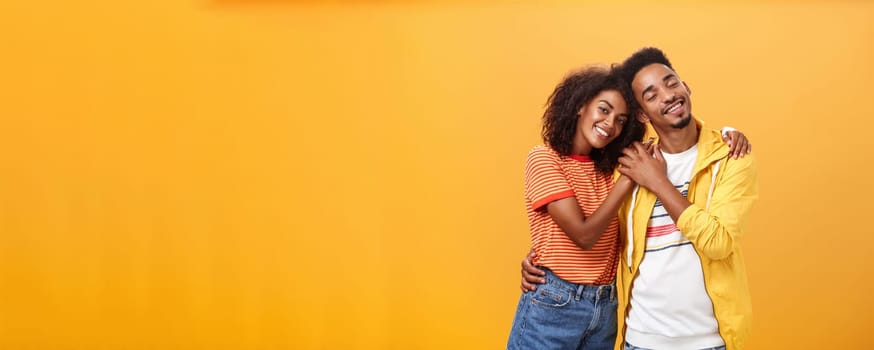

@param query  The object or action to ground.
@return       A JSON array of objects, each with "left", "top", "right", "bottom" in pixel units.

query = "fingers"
[
  {"left": 621, "top": 145, "right": 639, "bottom": 158},
  {"left": 521, "top": 277, "right": 537, "bottom": 292},
  {"left": 643, "top": 141, "right": 654, "bottom": 155},
  {"left": 521, "top": 252, "right": 546, "bottom": 291},
  {"left": 727, "top": 132, "right": 740, "bottom": 159},
  {"left": 632, "top": 141, "right": 648, "bottom": 154},
  {"left": 623, "top": 142, "right": 652, "bottom": 161},
  {"left": 522, "top": 268, "right": 545, "bottom": 285},
  {"left": 733, "top": 133, "right": 747, "bottom": 159},
  {"left": 726, "top": 131, "right": 753, "bottom": 159},
  {"left": 521, "top": 255, "right": 545, "bottom": 277},
  {"left": 652, "top": 144, "right": 664, "bottom": 162},
  {"left": 618, "top": 156, "right": 633, "bottom": 170},
  {"left": 737, "top": 136, "right": 751, "bottom": 158},
  {"left": 622, "top": 141, "right": 659, "bottom": 164}
]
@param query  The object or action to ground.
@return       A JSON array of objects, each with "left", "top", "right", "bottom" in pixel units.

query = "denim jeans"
[
  {"left": 507, "top": 267, "right": 617, "bottom": 350},
  {"left": 623, "top": 342, "right": 726, "bottom": 350}
]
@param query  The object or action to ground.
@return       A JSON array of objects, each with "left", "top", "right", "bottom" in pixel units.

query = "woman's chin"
[{"left": 591, "top": 140, "right": 611, "bottom": 150}]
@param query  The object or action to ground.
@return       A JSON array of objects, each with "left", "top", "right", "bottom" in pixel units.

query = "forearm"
[
  {"left": 649, "top": 179, "right": 691, "bottom": 222},
  {"left": 672, "top": 158, "right": 757, "bottom": 260},
  {"left": 676, "top": 205, "right": 738, "bottom": 260},
  {"left": 676, "top": 189, "right": 757, "bottom": 259},
  {"left": 648, "top": 180, "right": 735, "bottom": 259},
  {"left": 555, "top": 180, "right": 633, "bottom": 250}
]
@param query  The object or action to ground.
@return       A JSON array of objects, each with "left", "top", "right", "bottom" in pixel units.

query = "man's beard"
[{"left": 670, "top": 114, "right": 693, "bottom": 129}]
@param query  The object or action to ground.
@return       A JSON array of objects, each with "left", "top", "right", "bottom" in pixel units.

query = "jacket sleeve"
[{"left": 676, "top": 154, "right": 759, "bottom": 260}]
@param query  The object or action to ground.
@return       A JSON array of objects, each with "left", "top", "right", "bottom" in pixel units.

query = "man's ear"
[{"left": 636, "top": 110, "right": 649, "bottom": 123}]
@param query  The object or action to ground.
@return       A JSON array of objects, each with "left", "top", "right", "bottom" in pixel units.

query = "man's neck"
[{"left": 654, "top": 124, "right": 699, "bottom": 154}]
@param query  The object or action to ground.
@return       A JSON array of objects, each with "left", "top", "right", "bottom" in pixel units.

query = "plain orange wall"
[{"left": 0, "top": 0, "right": 872, "bottom": 349}]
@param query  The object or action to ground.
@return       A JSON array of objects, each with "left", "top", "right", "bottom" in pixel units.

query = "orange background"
[{"left": 0, "top": 0, "right": 872, "bottom": 349}]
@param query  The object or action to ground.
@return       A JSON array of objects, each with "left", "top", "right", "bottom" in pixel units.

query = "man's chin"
[{"left": 670, "top": 115, "right": 693, "bottom": 129}]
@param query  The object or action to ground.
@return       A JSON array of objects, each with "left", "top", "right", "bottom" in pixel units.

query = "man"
[{"left": 521, "top": 48, "right": 758, "bottom": 350}]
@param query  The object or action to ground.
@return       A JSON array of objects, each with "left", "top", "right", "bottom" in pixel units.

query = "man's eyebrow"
[
  {"left": 641, "top": 85, "right": 655, "bottom": 98},
  {"left": 641, "top": 73, "right": 679, "bottom": 98},
  {"left": 600, "top": 100, "right": 614, "bottom": 109}
]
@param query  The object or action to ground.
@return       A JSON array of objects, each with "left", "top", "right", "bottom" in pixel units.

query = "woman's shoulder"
[{"left": 527, "top": 145, "right": 561, "bottom": 159}]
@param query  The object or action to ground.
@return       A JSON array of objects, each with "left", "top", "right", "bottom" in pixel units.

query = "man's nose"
[{"left": 662, "top": 93, "right": 678, "bottom": 104}]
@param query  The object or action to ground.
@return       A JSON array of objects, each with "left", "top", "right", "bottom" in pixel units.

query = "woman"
[{"left": 507, "top": 65, "right": 643, "bottom": 350}]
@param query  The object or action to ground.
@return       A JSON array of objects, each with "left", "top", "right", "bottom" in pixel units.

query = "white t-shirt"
[{"left": 625, "top": 145, "right": 724, "bottom": 350}]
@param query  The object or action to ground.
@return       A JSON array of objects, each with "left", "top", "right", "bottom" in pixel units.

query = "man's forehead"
[
  {"left": 632, "top": 64, "right": 677, "bottom": 90},
  {"left": 634, "top": 64, "right": 675, "bottom": 83}
]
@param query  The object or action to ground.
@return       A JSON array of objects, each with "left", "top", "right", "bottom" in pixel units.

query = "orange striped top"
[{"left": 524, "top": 146, "right": 620, "bottom": 285}]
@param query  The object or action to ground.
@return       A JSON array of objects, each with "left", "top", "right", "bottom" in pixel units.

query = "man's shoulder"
[
  {"left": 692, "top": 126, "right": 732, "bottom": 159},
  {"left": 725, "top": 151, "right": 757, "bottom": 169},
  {"left": 697, "top": 125, "right": 727, "bottom": 144}
]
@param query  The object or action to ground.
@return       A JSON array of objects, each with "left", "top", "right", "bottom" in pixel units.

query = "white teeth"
[
  {"left": 595, "top": 126, "right": 609, "bottom": 137},
  {"left": 667, "top": 102, "right": 682, "bottom": 113}
]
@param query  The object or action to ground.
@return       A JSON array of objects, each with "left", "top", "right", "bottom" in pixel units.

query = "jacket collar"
[{"left": 642, "top": 118, "right": 730, "bottom": 175}]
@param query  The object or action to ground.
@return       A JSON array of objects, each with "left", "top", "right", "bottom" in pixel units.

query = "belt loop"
[{"left": 576, "top": 284, "right": 584, "bottom": 301}]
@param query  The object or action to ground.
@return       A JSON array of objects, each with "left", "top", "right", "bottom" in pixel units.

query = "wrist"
[
  {"left": 616, "top": 180, "right": 634, "bottom": 195},
  {"left": 616, "top": 175, "right": 631, "bottom": 186},
  {"left": 648, "top": 177, "right": 674, "bottom": 196}
]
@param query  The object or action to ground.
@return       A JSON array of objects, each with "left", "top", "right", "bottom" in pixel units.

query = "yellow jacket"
[{"left": 614, "top": 119, "right": 759, "bottom": 350}]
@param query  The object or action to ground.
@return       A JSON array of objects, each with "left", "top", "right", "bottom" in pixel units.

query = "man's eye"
[{"left": 599, "top": 107, "right": 608, "bottom": 113}]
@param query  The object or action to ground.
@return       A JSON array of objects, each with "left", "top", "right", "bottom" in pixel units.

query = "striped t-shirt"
[{"left": 524, "top": 146, "right": 620, "bottom": 285}]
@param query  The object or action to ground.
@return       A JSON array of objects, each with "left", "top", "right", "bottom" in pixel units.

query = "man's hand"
[
  {"left": 723, "top": 129, "right": 752, "bottom": 159},
  {"left": 618, "top": 142, "right": 669, "bottom": 191},
  {"left": 521, "top": 249, "right": 546, "bottom": 292}
]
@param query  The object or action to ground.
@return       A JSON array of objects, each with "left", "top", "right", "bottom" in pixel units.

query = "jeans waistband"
[{"left": 541, "top": 267, "right": 615, "bottom": 302}]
